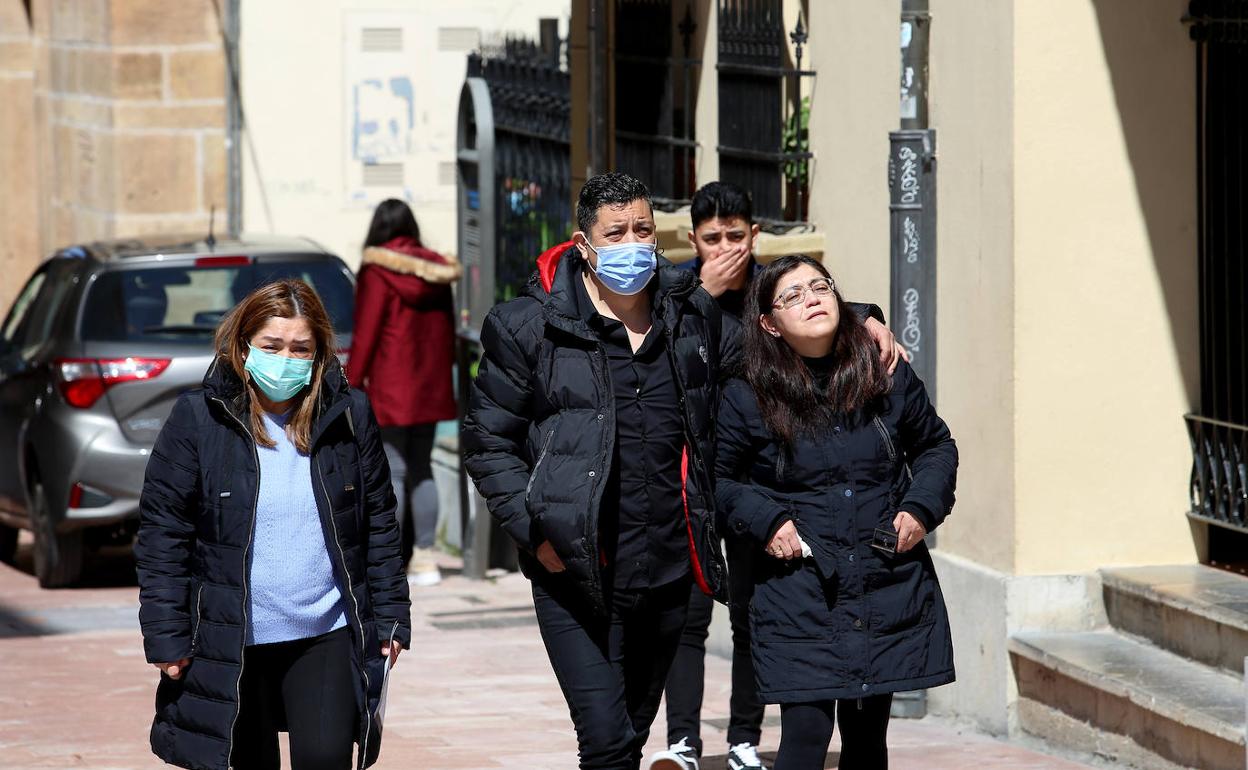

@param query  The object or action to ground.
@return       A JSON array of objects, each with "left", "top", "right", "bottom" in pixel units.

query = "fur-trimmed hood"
[{"left": 361, "top": 237, "right": 462, "bottom": 285}]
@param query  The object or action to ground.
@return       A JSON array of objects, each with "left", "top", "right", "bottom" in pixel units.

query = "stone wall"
[
  {"left": 0, "top": 0, "right": 227, "bottom": 309},
  {"left": 0, "top": 0, "right": 39, "bottom": 312},
  {"left": 36, "top": 0, "right": 227, "bottom": 247}
]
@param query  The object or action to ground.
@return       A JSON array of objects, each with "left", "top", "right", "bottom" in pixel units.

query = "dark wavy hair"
[
  {"left": 743, "top": 255, "right": 891, "bottom": 446},
  {"left": 364, "top": 198, "right": 421, "bottom": 248},
  {"left": 575, "top": 172, "right": 652, "bottom": 234},
  {"left": 690, "top": 181, "right": 753, "bottom": 229}
]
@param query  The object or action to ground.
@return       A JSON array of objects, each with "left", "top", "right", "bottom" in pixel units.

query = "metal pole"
[
  {"left": 588, "top": 0, "right": 609, "bottom": 175},
  {"left": 899, "top": 0, "right": 930, "bottom": 131},
  {"left": 790, "top": 10, "right": 807, "bottom": 221},
  {"left": 223, "top": 0, "right": 242, "bottom": 236},
  {"left": 889, "top": 0, "right": 935, "bottom": 721}
]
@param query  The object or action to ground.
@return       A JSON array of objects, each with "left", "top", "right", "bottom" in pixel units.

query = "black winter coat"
[
  {"left": 715, "top": 361, "right": 957, "bottom": 703},
  {"left": 134, "top": 358, "right": 411, "bottom": 770},
  {"left": 462, "top": 242, "right": 736, "bottom": 610}
]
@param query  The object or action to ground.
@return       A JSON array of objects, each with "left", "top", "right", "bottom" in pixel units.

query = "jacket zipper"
[
  {"left": 212, "top": 397, "right": 260, "bottom": 770},
  {"left": 582, "top": 342, "right": 612, "bottom": 610},
  {"left": 317, "top": 451, "right": 372, "bottom": 767},
  {"left": 190, "top": 583, "right": 205, "bottom": 653},
  {"left": 525, "top": 426, "right": 557, "bottom": 503},
  {"left": 873, "top": 416, "right": 897, "bottom": 462},
  {"left": 664, "top": 326, "right": 726, "bottom": 594}
]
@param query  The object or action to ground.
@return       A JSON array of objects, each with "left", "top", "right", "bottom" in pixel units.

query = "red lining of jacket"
[{"left": 535, "top": 241, "right": 712, "bottom": 594}]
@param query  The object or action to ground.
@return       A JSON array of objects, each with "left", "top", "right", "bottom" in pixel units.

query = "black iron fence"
[
  {"left": 468, "top": 38, "right": 572, "bottom": 303},
  {"left": 1186, "top": 3, "right": 1248, "bottom": 535},
  {"left": 718, "top": 0, "right": 812, "bottom": 225},
  {"left": 614, "top": 0, "right": 700, "bottom": 206},
  {"left": 1187, "top": 415, "right": 1248, "bottom": 530}
]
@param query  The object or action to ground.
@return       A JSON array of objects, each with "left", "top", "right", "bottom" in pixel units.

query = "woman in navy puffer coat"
[
  {"left": 135, "top": 280, "right": 411, "bottom": 770},
  {"left": 715, "top": 256, "right": 957, "bottom": 769}
]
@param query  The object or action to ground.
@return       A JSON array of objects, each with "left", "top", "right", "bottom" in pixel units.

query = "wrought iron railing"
[
  {"left": 718, "top": 0, "right": 813, "bottom": 225},
  {"left": 468, "top": 39, "right": 572, "bottom": 303},
  {"left": 614, "top": 0, "right": 701, "bottom": 207},
  {"left": 1183, "top": 4, "right": 1248, "bottom": 537},
  {"left": 1186, "top": 3, "right": 1248, "bottom": 430},
  {"left": 1186, "top": 415, "right": 1248, "bottom": 531}
]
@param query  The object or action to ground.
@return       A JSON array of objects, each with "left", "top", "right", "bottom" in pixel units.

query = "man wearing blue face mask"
[{"left": 464, "top": 172, "right": 735, "bottom": 769}]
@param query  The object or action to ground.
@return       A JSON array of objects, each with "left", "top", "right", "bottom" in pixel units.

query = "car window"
[
  {"left": 81, "top": 259, "right": 355, "bottom": 343},
  {"left": 1, "top": 270, "right": 47, "bottom": 346},
  {"left": 16, "top": 260, "right": 79, "bottom": 357},
  {"left": 251, "top": 262, "right": 356, "bottom": 336}
]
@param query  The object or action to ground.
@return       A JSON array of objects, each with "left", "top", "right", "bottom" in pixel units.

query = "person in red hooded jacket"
[{"left": 348, "top": 199, "right": 461, "bottom": 586}]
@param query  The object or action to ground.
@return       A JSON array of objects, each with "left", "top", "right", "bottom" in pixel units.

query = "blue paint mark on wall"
[{"left": 352, "top": 75, "right": 415, "bottom": 162}]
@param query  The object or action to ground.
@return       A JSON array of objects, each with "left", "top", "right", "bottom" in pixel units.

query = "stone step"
[
  {"left": 1010, "top": 629, "right": 1246, "bottom": 770},
  {"left": 1102, "top": 564, "right": 1248, "bottom": 675}
]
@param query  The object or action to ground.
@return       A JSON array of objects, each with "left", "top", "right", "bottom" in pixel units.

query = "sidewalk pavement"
[{"left": 0, "top": 539, "right": 1097, "bottom": 769}]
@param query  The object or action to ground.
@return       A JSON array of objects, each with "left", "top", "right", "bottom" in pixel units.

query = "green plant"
[{"left": 782, "top": 96, "right": 811, "bottom": 185}]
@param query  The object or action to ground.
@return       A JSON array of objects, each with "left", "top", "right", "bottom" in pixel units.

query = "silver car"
[{"left": 0, "top": 234, "right": 356, "bottom": 587}]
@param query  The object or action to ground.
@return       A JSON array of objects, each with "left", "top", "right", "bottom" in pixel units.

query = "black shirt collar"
[{"left": 572, "top": 266, "right": 661, "bottom": 329}]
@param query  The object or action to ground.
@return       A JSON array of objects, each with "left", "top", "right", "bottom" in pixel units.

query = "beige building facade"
[{"left": 0, "top": 0, "right": 228, "bottom": 313}]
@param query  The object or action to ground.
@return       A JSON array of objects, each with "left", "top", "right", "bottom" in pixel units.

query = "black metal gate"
[
  {"left": 614, "top": 0, "right": 700, "bottom": 206},
  {"left": 1184, "top": 2, "right": 1248, "bottom": 547},
  {"left": 457, "top": 31, "right": 571, "bottom": 578},
  {"left": 470, "top": 37, "right": 572, "bottom": 304},
  {"left": 717, "top": 0, "right": 812, "bottom": 224}
]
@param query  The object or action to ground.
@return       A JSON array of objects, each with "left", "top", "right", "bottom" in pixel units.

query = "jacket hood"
[{"left": 361, "top": 238, "right": 462, "bottom": 301}]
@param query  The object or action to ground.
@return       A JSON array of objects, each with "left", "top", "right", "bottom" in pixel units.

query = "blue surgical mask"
[
  {"left": 585, "top": 241, "right": 657, "bottom": 296},
  {"left": 244, "top": 345, "right": 313, "bottom": 402}
]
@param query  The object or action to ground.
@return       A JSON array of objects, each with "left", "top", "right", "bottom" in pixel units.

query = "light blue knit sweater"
[{"left": 246, "top": 410, "right": 348, "bottom": 645}]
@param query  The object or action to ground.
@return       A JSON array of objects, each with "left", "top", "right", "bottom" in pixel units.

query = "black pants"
[
  {"left": 380, "top": 423, "right": 438, "bottom": 565},
  {"left": 533, "top": 575, "right": 692, "bottom": 770},
  {"left": 664, "top": 536, "right": 764, "bottom": 754},
  {"left": 232, "top": 626, "right": 358, "bottom": 770},
  {"left": 775, "top": 695, "right": 893, "bottom": 770}
]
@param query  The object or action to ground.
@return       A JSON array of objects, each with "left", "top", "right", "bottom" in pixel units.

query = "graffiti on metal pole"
[
  {"left": 899, "top": 146, "right": 920, "bottom": 204},
  {"left": 903, "top": 216, "right": 920, "bottom": 264},
  {"left": 902, "top": 288, "right": 922, "bottom": 352}
]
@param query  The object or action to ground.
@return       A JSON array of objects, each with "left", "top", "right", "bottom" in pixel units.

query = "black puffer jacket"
[
  {"left": 134, "top": 358, "right": 411, "bottom": 770},
  {"left": 462, "top": 241, "right": 736, "bottom": 610},
  {"left": 715, "top": 360, "right": 957, "bottom": 703}
]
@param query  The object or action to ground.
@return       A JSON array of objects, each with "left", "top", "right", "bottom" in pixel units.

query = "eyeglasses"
[{"left": 771, "top": 277, "right": 836, "bottom": 311}]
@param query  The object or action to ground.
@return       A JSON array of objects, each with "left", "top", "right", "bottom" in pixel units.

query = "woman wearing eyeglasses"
[{"left": 714, "top": 255, "right": 958, "bottom": 769}]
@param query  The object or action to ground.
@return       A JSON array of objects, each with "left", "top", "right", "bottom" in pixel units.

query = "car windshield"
[{"left": 81, "top": 259, "right": 355, "bottom": 342}]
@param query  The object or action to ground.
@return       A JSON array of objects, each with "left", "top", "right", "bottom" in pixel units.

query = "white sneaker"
[
  {"left": 407, "top": 547, "right": 442, "bottom": 587},
  {"left": 727, "top": 742, "right": 766, "bottom": 770},
  {"left": 646, "top": 736, "right": 699, "bottom": 770}
]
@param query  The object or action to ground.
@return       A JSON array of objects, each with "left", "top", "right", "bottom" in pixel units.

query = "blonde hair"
[{"left": 213, "top": 279, "right": 337, "bottom": 453}]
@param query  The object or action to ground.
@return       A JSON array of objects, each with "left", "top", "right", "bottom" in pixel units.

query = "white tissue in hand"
[{"left": 796, "top": 535, "right": 813, "bottom": 559}]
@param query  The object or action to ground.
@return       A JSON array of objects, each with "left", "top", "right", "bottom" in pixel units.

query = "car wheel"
[
  {"left": 0, "top": 522, "right": 16, "bottom": 565},
  {"left": 31, "top": 482, "right": 84, "bottom": 588}
]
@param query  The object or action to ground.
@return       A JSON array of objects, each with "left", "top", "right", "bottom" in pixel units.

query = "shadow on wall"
[{"left": 1091, "top": 0, "right": 1200, "bottom": 408}]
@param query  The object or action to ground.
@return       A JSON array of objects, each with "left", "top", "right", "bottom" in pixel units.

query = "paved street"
[{"left": 0, "top": 534, "right": 1097, "bottom": 770}]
